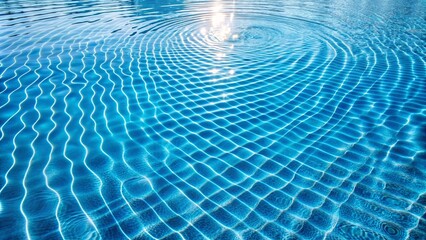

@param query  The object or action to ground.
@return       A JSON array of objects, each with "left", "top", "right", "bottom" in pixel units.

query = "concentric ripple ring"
[{"left": 0, "top": 0, "right": 425, "bottom": 239}]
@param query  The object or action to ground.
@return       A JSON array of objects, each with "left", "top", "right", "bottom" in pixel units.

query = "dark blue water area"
[{"left": 0, "top": 0, "right": 425, "bottom": 239}]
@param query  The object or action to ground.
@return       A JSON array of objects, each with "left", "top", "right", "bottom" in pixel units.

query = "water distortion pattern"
[{"left": 0, "top": 0, "right": 425, "bottom": 239}]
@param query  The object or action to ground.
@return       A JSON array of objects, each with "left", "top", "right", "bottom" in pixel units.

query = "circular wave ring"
[{"left": 0, "top": 0, "right": 425, "bottom": 239}]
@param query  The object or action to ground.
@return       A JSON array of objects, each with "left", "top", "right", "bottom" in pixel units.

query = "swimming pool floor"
[{"left": 0, "top": 0, "right": 425, "bottom": 239}]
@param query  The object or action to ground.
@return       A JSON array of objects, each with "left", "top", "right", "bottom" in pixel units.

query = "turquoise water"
[{"left": 0, "top": 0, "right": 425, "bottom": 239}]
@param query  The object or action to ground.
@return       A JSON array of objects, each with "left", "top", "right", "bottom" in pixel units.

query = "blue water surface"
[{"left": 0, "top": 0, "right": 425, "bottom": 239}]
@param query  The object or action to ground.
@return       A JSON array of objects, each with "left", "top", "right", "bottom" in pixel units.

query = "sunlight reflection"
[
  {"left": 209, "top": 68, "right": 220, "bottom": 74},
  {"left": 215, "top": 52, "right": 226, "bottom": 60},
  {"left": 202, "top": 0, "right": 236, "bottom": 104},
  {"left": 200, "top": 1, "right": 235, "bottom": 42}
]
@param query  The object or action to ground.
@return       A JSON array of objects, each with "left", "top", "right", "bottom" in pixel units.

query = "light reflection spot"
[{"left": 209, "top": 69, "right": 220, "bottom": 74}]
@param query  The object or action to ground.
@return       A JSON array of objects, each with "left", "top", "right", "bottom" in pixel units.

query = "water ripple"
[{"left": 0, "top": 0, "right": 425, "bottom": 239}]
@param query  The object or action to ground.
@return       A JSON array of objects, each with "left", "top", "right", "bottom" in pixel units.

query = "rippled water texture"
[{"left": 1, "top": 0, "right": 426, "bottom": 239}]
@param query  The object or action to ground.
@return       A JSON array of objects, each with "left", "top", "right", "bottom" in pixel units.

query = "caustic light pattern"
[{"left": 0, "top": 0, "right": 425, "bottom": 239}]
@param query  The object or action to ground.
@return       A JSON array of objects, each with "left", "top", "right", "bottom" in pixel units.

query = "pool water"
[{"left": 0, "top": 0, "right": 425, "bottom": 239}]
